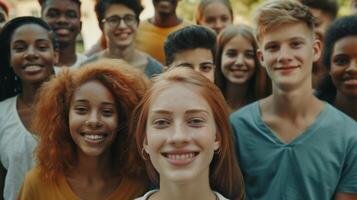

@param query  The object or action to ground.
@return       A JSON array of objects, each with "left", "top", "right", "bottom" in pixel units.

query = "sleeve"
[{"left": 336, "top": 133, "right": 357, "bottom": 194}]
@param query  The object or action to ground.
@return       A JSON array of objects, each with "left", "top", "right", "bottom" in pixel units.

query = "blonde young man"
[{"left": 230, "top": 0, "right": 357, "bottom": 199}]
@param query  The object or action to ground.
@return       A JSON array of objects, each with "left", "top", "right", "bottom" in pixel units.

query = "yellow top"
[
  {"left": 17, "top": 166, "right": 148, "bottom": 200},
  {"left": 135, "top": 19, "right": 190, "bottom": 64}
]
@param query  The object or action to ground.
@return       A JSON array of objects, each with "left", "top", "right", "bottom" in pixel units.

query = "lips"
[
  {"left": 162, "top": 151, "right": 199, "bottom": 166},
  {"left": 344, "top": 78, "right": 357, "bottom": 86},
  {"left": 80, "top": 132, "right": 109, "bottom": 144},
  {"left": 23, "top": 65, "right": 43, "bottom": 73},
  {"left": 55, "top": 28, "right": 71, "bottom": 35}
]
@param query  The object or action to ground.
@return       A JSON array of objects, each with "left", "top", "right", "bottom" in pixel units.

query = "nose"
[
  {"left": 346, "top": 59, "right": 357, "bottom": 73},
  {"left": 24, "top": 46, "right": 39, "bottom": 60},
  {"left": 277, "top": 44, "right": 293, "bottom": 64},
  {"left": 168, "top": 122, "right": 190, "bottom": 146},
  {"left": 117, "top": 19, "right": 127, "bottom": 28},
  {"left": 85, "top": 111, "right": 103, "bottom": 129},
  {"left": 212, "top": 20, "right": 224, "bottom": 33},
  {"left": 234, "top": 54, "right": 244, "bottom": 67},
  {"left": 56, "top": 14, "right": 67, "bottom": 24}
]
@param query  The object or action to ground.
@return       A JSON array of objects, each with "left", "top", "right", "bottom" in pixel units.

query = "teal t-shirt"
[{"left": 230, "top": 102, "right": 357, "bottom": 200}]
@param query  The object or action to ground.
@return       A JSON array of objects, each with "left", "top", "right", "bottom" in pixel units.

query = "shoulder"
[
  {"left": 230, "top": 101, "right": 259, "bottom": 122},
  {"left": 134, "top": 190, "right": 158, "bottom": 200},
  {"left": 321, "top": 103, "right": 357, "bottom": 130}
]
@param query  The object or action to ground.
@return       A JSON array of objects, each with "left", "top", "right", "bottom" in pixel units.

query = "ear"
[
  {"left": 143, "top": 137, "right": 149, "bottom": 154},
  {"left": 312, "top": 39, "right": 322, "bottom": 63},
  {"left": 257, "top": 49, "right": 265, "bottom": 68},
  {"left": 214, "top": 131, "right": 221, "bottom": 151}
]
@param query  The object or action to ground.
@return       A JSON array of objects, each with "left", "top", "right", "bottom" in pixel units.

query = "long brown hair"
[
  {"left": 33, "top": 59, "right": 150, "bottom": 182},
  {"left": 131, "top": 68, "right": 245, "bottom": 200},
  {"left": 215, "top": 25, "right": 271, "bottom": 106}
]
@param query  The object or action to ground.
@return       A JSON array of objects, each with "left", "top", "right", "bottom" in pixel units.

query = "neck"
[
  {"left": 151, "top": 13, "right": 181, "bottom": 28},
  {"left": 267, "top": 83, "right": 322, "bottom": 118},
  {"left": 334, "top": 92, "right": 357, "bottom": 120},
  {"left": 20, "top": 82, "right": 42, "bottom": 105},
  {"left": 225, "top": 82, "right": 249, "bottom": 111},
  {"left": 105, "top": 44, "right": 135, "bottom": 62},
  {"left": 58, "top": 42, "right": 77, "bottom": 67},
  {"left": 69, "top": 151, "right": 114, "bottom": 182},
  {"left": 154, "top": 171, "right": 216, "bottom": 200}
]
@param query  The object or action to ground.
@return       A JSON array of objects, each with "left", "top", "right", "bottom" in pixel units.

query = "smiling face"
[
  {"left": 69, "top": 80, "right": 118, "bottom": 158},
  {"left": 170, "top": 48, "right": 215, "bottom": 82},
  {"left": 221, "top": 35, "right": 256, "bottom": 84},
  {"left": 144, "top": 83, "right": 219, "bottom": 183},
  {"left": 198, "top": 1, "right": 232, "bottom": 34},
  {"left": 10, "top": 24, "right": 57, "bottom": 84},
  {"left": 258, "top": 22, "right": 321, "bottom": 91},
  {"left": 42, "top": 0, "right": 81, "bottom": 47},
  {"left": 103, "top": 4, "right": 138, "bottom": 49},
  {"left": 330, "top": 36, "right": 357, "bottom": 98}
]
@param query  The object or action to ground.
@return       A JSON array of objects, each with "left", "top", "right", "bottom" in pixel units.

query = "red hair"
[
  {"left": 33, "top": 59, "right": 150, "bottom": 182},
  {"left": 131, "top": 68, "right": 245, "bottom": 200}
]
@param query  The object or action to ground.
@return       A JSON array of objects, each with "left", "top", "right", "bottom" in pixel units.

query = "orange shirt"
[
  {"left": 136, "top": 19, "right": 189, "bottom": 64},
  {"left": 17, "top": 166, "right": 148, "bottom": 200}
]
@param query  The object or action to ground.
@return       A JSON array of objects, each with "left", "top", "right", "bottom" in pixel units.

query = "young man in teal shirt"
[{"left": 230, "top": 0, "right": 357, "bottom": 199}]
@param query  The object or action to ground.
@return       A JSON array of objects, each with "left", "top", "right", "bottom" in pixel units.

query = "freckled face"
[{"left": 145, "top": 84, "right": 219, "bottom": 183}]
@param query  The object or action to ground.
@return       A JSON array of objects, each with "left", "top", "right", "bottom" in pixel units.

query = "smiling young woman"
[
  {"left": 0, "top": 16, "right": 58, "bottom": 200},
  {"left": 17, "top": 59, "right": 151, "bottom": 200},
  {"left": 132, "top": 67, "right": 245, "bottom": 200}
]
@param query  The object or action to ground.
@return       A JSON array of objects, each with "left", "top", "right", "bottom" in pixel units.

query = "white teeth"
[
  {"left": 24, "top": 66, "right": 42, "bottom": 72},
  {"left": 84, "top": 134, "right": 104, "bottom": 141},
  {"left": 167, "top": 153, "right": 195, "bottom": 160}
]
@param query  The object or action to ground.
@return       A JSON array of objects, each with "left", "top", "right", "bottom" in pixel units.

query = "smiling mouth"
[
  {"left": 23, "top": 65, "right": 43, "bottom": 73},
  {"left": 80, "top": 133, "right": 108, "bottom": 143},
  {"left": 161, "top": 152, "right": 199, "bottom": 166},
  {"left": 344, "top": 78, "right": 357, "bottom": 86}
]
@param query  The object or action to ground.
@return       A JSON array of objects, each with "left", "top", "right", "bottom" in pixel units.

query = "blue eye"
[
  {"left": 153, "top": 118, "right": 170, "bottom": 129},
  {"left": 187, "top": 118, "right": 205, "bottom": 127}
]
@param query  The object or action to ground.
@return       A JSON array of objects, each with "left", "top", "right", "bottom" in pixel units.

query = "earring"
[
  {"left": 141, "top": 148, "right": 150, "bottom": 160},
  {"left": 214, "top": 147, "right": 221, "bottom": 156}
]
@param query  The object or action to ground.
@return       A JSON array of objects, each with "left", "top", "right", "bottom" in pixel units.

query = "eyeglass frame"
[{"left": 101, "top": 14, "right": 138, "bottom": 28}]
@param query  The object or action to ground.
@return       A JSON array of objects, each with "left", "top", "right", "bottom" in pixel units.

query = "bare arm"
[{"left": 335, "top": 193, "right": 357, "bottom": 200}]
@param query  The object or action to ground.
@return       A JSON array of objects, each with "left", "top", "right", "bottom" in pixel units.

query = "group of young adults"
[{"left": 0, "top": 0, "right": 356, "bottom": 199}]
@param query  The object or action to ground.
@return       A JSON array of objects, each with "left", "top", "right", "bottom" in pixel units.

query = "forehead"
[
  {"left": 105, "top": 4, "right": 135, "bottom": 16},
  {"left": 224, "top": 35, "right": 253, "bottom": 50},
  {"left": 203, "top": 1, "right": 231, "bottom": 16},
  {"left": 11, "top": 24, "right": 50, "bottom": 41},
  {"left": 332, "top": 35, "right": 357, "bottom": 54},
  {"left": 173, "top": 48, "right": 213, "bottom": 64},
  {"left": 43, "top": 0, "right": 80, "bottom": 11},
  {"left": 73, "top": 80, "right": 114, "bottom": 101},
  {"left": 149, "top": 83, "right": 211, "bottom": 112},
  {"left": 260, "top": 22, "right": 313, "bottom": 45}
]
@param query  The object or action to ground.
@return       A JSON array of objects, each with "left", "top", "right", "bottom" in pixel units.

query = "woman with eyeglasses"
[{"left": 82, "top": 0, "right": 163, "bottom": 78}]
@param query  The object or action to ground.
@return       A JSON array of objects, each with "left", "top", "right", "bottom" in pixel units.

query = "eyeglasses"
[{"left": 101, "top": 15, "right": 137, "bottom": 27}]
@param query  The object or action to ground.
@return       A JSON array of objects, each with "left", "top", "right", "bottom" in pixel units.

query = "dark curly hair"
[{"left": 316, "top": 16, "right": 357, "bottom": 102}]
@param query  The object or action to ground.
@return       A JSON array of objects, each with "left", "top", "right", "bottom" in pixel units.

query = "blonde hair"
[{"left": 253, "top": 0, "right": 315, "bottom": 42}]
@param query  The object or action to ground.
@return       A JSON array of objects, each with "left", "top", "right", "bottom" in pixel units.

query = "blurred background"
[{"left": 4, "top": 0, "right": 353, "bottom": 52}]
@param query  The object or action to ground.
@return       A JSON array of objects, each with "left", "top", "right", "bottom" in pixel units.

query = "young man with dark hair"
[
  {"left": 299, "top": 0, "right": 339, "bottom": 88},
  {"left": 135, "top": 0, "right": 189, "bottom": 64},
  {"left": 39, "top": 0, "right": 87, "bottom": 73},
  {"left": 230, "top": 0, "right": 357, "bottom": 199},
  {"left": 164, "top": 25, "right": 216, "bottom": 82}
]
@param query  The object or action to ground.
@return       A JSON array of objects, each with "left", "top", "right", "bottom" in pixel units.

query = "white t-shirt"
[
  {"left": 54, "top": 53, "right": 87, "bottom": 74},
  {"left": 135, "top": 190, "right": 229, "bottom": 200},
  {"left": 0, "top": 96, "right": 38, "bottom": 200}
]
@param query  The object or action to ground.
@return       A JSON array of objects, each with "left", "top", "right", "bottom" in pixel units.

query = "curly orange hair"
[{"left": 33, "top": 59, "right": 150, "bottom": 181}]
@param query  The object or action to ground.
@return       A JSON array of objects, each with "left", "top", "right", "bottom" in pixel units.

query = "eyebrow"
[
  {"left": 151, "top": 109, "right": 209, "bottom": 115},
  {"left": 73, "top": 99, "right": 115, "bottom": 105}
]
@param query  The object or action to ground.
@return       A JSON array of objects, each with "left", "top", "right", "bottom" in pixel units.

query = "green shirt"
[{"left": 230, "top": 102, "right": 357, "bottom": 200}]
